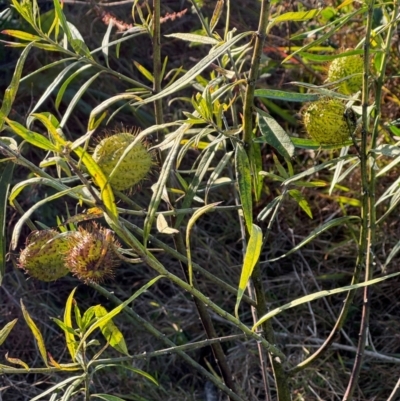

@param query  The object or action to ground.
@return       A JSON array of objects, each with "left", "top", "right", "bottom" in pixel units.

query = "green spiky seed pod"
[
  {"left": 18, "top": 230, "right": 70, "bottom": 281},
  {"left": 302, "top": 98, "right": 350, "bottom": 145},
  {"left": 326, "top": 54, "right": 364, "bottom": 95},
  {"left": 92, "top": 132, "right": 153, "bottom": 191},
  {"left": 65, "top": 224, "right": 121, "bottom": 283}
]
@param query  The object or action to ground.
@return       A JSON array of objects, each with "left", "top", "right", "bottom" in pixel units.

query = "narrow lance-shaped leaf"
[
  {"left": 20, "top": 300, "right": 48, "bottom": 366},
  {"left": 175, "top": 141, "right": 218, "bottom": 228},
  {"left": 235, "top": 143, "right": 252, "bottom": 233},
  {"left": 235, "top": 224, "right": 263, "bottom": 318},
  {"left": 134, "top": 31, "right": 252, "bottom": 105},
  {"left": 5, "top": 118, "right": 59, "bottom": 152},
  {"left": 254, "top": 89, "right": 319, "bottom": 102},
  {"left": 5, "top": 354, "right": 29, "bottom": 370},
  {"left": 165, "top": 33, "right": 219, "bottom": 45},
  {"left": 266, "top": 216, "right": 359, "bottom": 262},
  {"left": 11, "top": 185, "right": 86, "bottom": 250},
  {"left": 0, "top": 162, "right": 14, "bottom": 284},
  {"left": 210, "top": 0, "right": 224, "bottom": 32},
  {"left": 77, "top": 276, "right": 164, "bottom": 356},
  {"left": 102, "top": 19, "right": 114, "bottom": 68},
  {"left": 269, "top": 9, "right": 319, "bottom": 27},
  {"left": 0, "top": 42, "right": 34, "bottom": 130},
  {"left": 186, "top": 203, "right": 221, "bottom": 286},
  {"left": 143, "top": 125, "right": 188, "bottom": 243},
  {"left": 93, "top": 305, "right": 129, "bottom": 356},
  {"left": 55, "top": 64, "right": 92, "bottom": 109},
  {"left": 0, "top": 319, "right": 18, "bottom": 346},
  {"left": 256, "top": 108, "right": 294, "bottom": 159},
  {"left": 1, "top": 30, "right": 42, "bottom": 41},
  {"left": 29, "top": 61, "right": 81, "bottom": 116},
  {"left": 60, "top": 71, "right": 104, "bottom": 128},
  {"left": 253, "top": 272, "right": 400, "bottom": 330},
  {"left": 64, "top": 287, "right": 78, "bottom": 361}
]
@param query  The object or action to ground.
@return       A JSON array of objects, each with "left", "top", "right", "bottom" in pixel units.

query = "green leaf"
[
  {"left": 1, "top": 29, "right": 42, "bottom": 41},
  {"left": 186, "top": 203, "right": 220, "bottom": 286},
  {"left": 67, "top": 22, "right": 92, "bottom": 58},
  {"left": 9, "top": 177, "right": 89, "bottom": 208},
  {"left": 289, "top": 137, "right": 353, "bottom": 150},
  {"left": 93, "top": 364, "right": 159, "bottom": 386},
  {"left": 20, "top": 300, "right": 48, "bottom": 366},
  {"left": 88, "top": 93, "right": 141, "bottom": 131},
  {"left": 55, "top": 65, "right": 92, "bottom": 109},
  {"left": 288, "top": 189, "right": 313, "bottom": 218},
  {"left": 267, "top": 216, "right": 359, "bottom": 262},
  {"left": 77, "top": 276, "right": 163, "bottom": 355},
  {"left": 93, "top": 305, "right": 129, "bottom": 355},
  {"left": 256, "top": 108, "right": 294, "bottom": 159},
  {"left": 135, "top": 31, "right": 251, "bottom": 105},
  {"left": 30, "top": 112, "right": 65, "bottom": 148},
  {"left": 257, "top": 195, "right": 283, "bottom": 222},
  {"left": 29, "top": 375, "right": 84, "bottom": 401},
  {"left": 174, "top": 141, "right": 219, "bottom": 228},
  {"left": 329, "top": 146, "right": 351, "bottom": 195},
  {"left": 269, "top": 9, "right": 320, "bottom": 26},
  {"left": 282, "top": 8, "right": 364, "bottom": 63},
  {"left": 60, "top": 71, "right": 104, "bottom": 128},
  {"left": 0, "top": 319, "right": 18, "bottom": 346},
  {"left": 30, "top": 61, "right": 81, "bottom": 115},
  {"left": 101, "top": 18, "right": 114, "bottom": 68},
  {"left": 5, "top": 118, "right": 59, "bottom": 152},
  {"left": 143, "top": 125, "right": 188, "bottom": 243},
  {"left": 64, "top": 287, "right": 78, "bottom": 361},
  {"left": 249, "top": 142, "right": 263, "bottom": 202},
  {"left": 12, "top": 185, "right": 86, "bottom": 249},
  {"left": 133, "top": 60, "right": 154, "bottom": 83},
  {"left": 0, "top": 42, "right": 34, "bottom": 130},
  {"left": 205, "top": 151, "right": 233, "bottom": 202},
  {"left": 299, "top": 48, "right": 365, "bottom": 62},
  {"left": 53, "top": 0, "right": 70, "bottom": 36},
  {"left": 91, "top": 395, "right": 127, "bottom": 401},
  {"left": 254, "top": 89, "right": 319, "bottom": 102},
  {"left": 253, "top": 272, "right": 400, "bottom": 330},
  {"left": 282, "top": 155, "right": 354, "bottom": 187},
  {"left": 0, "top": 162, "right": 14, "bottom": 284},
  {"left": 235, "top": 224, "right": 263, "bottom": 318},
  {"left": 164, "top": 33, "right": 219, "bottom": 45},
  {"left": 235, "top": 143, "right": 252, "bottom": 233}
]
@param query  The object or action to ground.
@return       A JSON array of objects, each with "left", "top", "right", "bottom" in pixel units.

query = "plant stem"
[
  {"left": 173, "top": 234, "right": 239, "bottom": 398},
  {"left": 343, "top": 1, "right": 376, "bottom": 399},
  {"left": 108, "top": 219, "right": 286, "bottom": 359},
  {"left": 241, "top": 1, "right": 291, "bottom": 400},
  {"left": 91, "top": 284, "right": 247, "bottom": 401},
  {"left": 152, "top": 0, "right": 164, "bottom": 143},
  {"left": 121, "top": 217, "right": 257, "bottom": 306}
]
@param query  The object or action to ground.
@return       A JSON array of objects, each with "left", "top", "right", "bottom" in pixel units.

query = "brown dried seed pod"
[
  {"left": 65, "top": 223, "right": 121, "bottom": 284},
  {"left": 18, "top": 230, "right": 70, "bottom": 282},
  {"left": 92, "top": 131, "right": 153, "bottom": 191}
]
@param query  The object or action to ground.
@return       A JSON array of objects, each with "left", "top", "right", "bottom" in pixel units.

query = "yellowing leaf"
[
  {"left": 64, "top": 288, "right": 78, "bottom": 361},
  {"left": 186, "top": 203, "right": 221, "bottom": 286},
  {"left": 0, "top": 319, "right": 18, "bottom": 346},
  {"left": 235, "top": 224, "right": 263, "bottom": 318},
  {"left": 20, "top": 300, "right": 47, "bottom": 367},
  {"left": 5, "top": 354, "right": 29, "bottom": 370},
  {"left": 93, "top": 306, "right": 129, "bottom": 355}
]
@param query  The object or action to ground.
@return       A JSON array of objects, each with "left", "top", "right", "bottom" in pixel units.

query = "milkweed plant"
[{"left": 0, "top": 1, "right": 400, "bottom": 400}]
